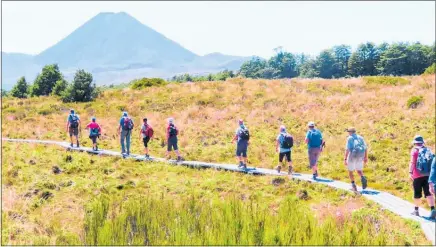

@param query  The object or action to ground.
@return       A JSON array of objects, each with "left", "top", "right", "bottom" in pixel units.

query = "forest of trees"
[{"left": 239, "top": 42, "right": 435, "bottom": 79}]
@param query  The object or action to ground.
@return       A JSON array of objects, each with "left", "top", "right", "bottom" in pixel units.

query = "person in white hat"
[
  {"left": 409, "top": 135, "right": 435, "bottom": 219},
  {"left": 344, "top": 127, "right": 368, "bottom": 192},
  {"left": 305, "top": 121, "right": 324, "bottom": 180}
]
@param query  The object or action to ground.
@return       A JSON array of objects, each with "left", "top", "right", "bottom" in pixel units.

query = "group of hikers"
[{"left": 65, "top": 109, "right": 436, "bottom": 219}]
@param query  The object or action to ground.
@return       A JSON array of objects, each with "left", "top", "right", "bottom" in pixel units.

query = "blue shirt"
[
  {"left": 346, "top": 133, "right": 367, "bottom": 153},
  {"left": 67, "top": 114, "right": 80, "bottom": 122},
  {"left": 305, "top": 129, "right": 323, "bottom": 148},
  {"left": 277, "top": 133, "right": 291, "bottom": 153},
  {"left": 235, "top": 125, "right": 248, "bottom": 143},
  {"left": 429, "top": 157, "right": 436, "bottom": 185}
]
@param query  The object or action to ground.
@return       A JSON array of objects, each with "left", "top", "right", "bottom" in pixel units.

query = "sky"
[{"left": 1, "top": 1, "right": 435, "bottom": 58}]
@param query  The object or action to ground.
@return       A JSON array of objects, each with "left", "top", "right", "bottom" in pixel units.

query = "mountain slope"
[{"left": 35, "top": 12, "right": 198, "bottom": 69}]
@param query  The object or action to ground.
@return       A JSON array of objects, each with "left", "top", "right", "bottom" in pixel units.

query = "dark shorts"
[
  {"left": 279, "top": 151, "right": 291, "bottom": 162},
  {"left": 89, "top": 135, "right": 98, "bottom": 144},
  {"left": 167, "top": 136, "right": 178, "bottom": 151},
  {"left": 143, "top": 136, "right": 150, "bottom": 148},
  {"left": 413, "top": 176, "right": 431, "bottom": 199},
  {"left": 236, "top": 141, "right": 248, "bottom": 157},
  {"left": 69, "top": 127, "right": 79, "bottom": 137}
]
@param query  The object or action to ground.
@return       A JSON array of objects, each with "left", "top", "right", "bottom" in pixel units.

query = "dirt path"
[{"left": 3, "top": 138, "right": 435, "bottom": 245}]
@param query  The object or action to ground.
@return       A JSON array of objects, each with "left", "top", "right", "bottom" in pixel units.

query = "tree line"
[
  {"left": 169, "top": 69, "right": 236, "bottom": 83},
  {"left": 8, "top": 64, "right": 99, "bottom": 102},
  {"left": 240, "top": 42, "right": 435, "bottom": 79}
]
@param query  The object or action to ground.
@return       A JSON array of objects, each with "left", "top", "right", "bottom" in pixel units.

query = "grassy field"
[
  {"left": 2, "top": 142, "right": 430, "bottom": 245},
  {"left": 2, "top": 75, "right": 435, "bottom": 245}
]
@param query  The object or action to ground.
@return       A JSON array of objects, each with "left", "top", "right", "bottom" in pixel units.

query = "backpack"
[
  {"left": 416, "top": 147, "right": 434, "bottom": 174},
  {"left": 69, "top": 114, "right": 79, "bottom": 128},
  {"left": 143, "top": 124, "right": 154, "bottom": 138},
  {"left": 280, "top": 133, "right": 294, "bottom": 149},
  {"left": 169, "top": 124, "right": 177, "bottom": 137},
  {"left": 90, "top": 127, "right": 99, "bottom": 137},
  {"left": 122, "top": 117, "right": 134, "bottom": 131},
  {"left": 308, "top": 130, "right": 322, "bottom": 148},
  {"left": 350, "top": 135, "right": 366, "bottom": 156},
  {"left": 239, "top": 128, "right": 250, "bottom": 141}
]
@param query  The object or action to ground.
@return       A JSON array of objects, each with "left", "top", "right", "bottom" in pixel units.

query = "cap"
[
  {"left": 70, "top": 109, "right": 75, "bottom": 114},
  {"left": 280, "top": 125, "right": 286, "bottom": 132},
  {"left": 168, "top": 117, "right": 174, "bottom": 124},
  {"left": 308, "top": 121, "right": 315, "bottom": 127},
  {"left": 123, "top": 112, "right": 128, "bottom": 117},
  {"left": 346, "top": 127, "right": 356, "bottom": 133},
  {"left": 413, "top": 135, "right": 424, "bottom": 144},
  {"left": 91, "top": 116, "right": 96, "bottom": 121}
]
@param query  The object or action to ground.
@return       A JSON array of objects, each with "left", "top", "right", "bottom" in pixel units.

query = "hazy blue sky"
[{"left": 2, "top": 1, "right": 435, "bottom": 58}]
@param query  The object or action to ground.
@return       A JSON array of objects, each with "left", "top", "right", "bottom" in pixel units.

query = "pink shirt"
[
  {"left": 409, "top": 147, "right": 429, "bottom": 179},
  {"left": 86, "top": 122, "right": 101, "bottom": 133}
]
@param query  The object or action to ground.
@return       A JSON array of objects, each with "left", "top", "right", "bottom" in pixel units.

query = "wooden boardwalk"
[{"left": 3, "top": 138, "right": 436, "bottom": 245}]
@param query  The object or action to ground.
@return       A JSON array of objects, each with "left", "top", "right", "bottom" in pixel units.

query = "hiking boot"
[
  {"left": 351, "top": 183, "right": 358, "bottom": 192},
  {"left": 177, "top": 156, "right": 182, "bottom": 162},
  {"left": 276, "top": 165, "right": 282, "bottom": 173},
  {"left": 313, "top": 171, "right": 318, "bottom": 180},
  {"left": 288, "top": 166, "right": 293, "bottom": 175},
  {"left": 242, "top": 163, "right": 247, "bottom": 169},
  {"left": 429, "top": 209, "right": 436, "bottom": 220},
  {"left": 70, "top": 143, "right": 73, "bottom": 148},
  {"left": 76, "top": 142, "right": 80, "bottom": 148},
  {"left": 411, "top": 210, "right": 420, "bottom": 217},
  {"left": 361, "top": 176, "right": 368, "bottom": 190}
]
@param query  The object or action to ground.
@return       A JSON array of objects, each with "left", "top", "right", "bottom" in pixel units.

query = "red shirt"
[{"left": 409, "top": 147, "right": 429, "bottom": 179}]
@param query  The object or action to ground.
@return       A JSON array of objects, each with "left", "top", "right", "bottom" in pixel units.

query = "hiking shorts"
[
  {"left": 346, "top": 154, "right": 364, "bottom": 171},
  {"left": 143, "top": 136, "right": 150, "bottom": 148},
  {"left": 236, "top": 141, "right": 248, "bottom": 157},
  {"left": 279, "top": 151, "right": 291, "bottom": 162},
  {"left": 69, "top": 127, "right": 79, "bottom": 137},
  {"left": 167, "top": 136, "right": 178, "bottom": 151},
  {"left": 89, "top": 135, "right": 98, "bottom": 144},
  {"left": 308, "top": 147, "right": 321, "bottom": 168},
  {"left": 413, "top": 176, "right": 431, "bottom": 199}
]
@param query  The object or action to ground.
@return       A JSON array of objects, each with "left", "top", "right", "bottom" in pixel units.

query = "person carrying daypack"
[
  {"left": 231, "top": 119, "right": 250, "bottom": 169},
  {"left": 409, "top": 135, "right": 435, "bottom": 219},
  {"left": 140, "top": 118, "right": 154, "bottom": 159},
  {"left": 275, "top": 125, "right": 294, "bottom": 175},
  {"left": 86, "top": 116, "right": 102, "bottom": 151},
  {"left": 66, "top": 109, "right": 81, "bottom": 148},
  {"left": 117, "top": 112, "right": 134, "bottom": 156},
  {"left": 305, "top": 121, "right": 325, "bottom": 180},
  {"left": 344, "top": 127, "right": 368, "bottom": 192},
  {"left": 429, "top": 156, "right": 436, "bottom": 199},
  {"left": 166, "top": 118, "right": 183, "bottom": 161}
]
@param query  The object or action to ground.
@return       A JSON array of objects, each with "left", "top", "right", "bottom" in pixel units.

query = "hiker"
[
  {"left": 275, "top": 125, "right": 294, "bottom": 175},
  {"left": 66, "top": 109, "right": 81, "bottom": 148},
  {"left": 166, "top": 118, "right": 182, "bottom": 161},
  {"left": 117, "top": 112, "right": 134, "bottom": 156},
  {"left": 305, "top": 121, "right": 324, "bottom": 180},
  {"left": 344, "top": 127, "right": 368, "bottom": 191},
  {"left": 231, "top": 119, "right": 250, "bottom": 169},
  {"left": 409, "top": 135, "right": 435, "bottom": 219},
  {"left": 140, "top": 118, "right": 154, "bottom": 159},
  {"left": 429, "top": 157, "right": 436, "bottom": 196},
  {"left": 85, "top": 117, "right": 101, "bottom": 151}
]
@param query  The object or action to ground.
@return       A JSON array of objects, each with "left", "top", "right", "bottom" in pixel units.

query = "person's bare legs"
[
  {"left": 144, "top": 147, "right": 149, "bottom": 156},
  {"left": 348, "top": 171, "right": 355, "bottom": 182},
  {"left": 312, "top": 165, "right": 318, "bottom": 174},
  {"left": 426, "top": 195, "right": 435, "bottom": 207},
  {"left": 175, "top": 150, "right": 181, "bottom": 157},
  {"left": 414, "top": 198, "right": 421, "bottom": 208},
  {"left": 288, "top": 161, "right": 293, "bottom": 174}
]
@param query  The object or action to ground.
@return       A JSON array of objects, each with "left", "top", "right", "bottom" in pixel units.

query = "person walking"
[
  {"left": 140, "top": 118, "right": 154, "bottom": 159},
  {"left": 231, "top": 119, "right": 250, "bottom": 169},
  {"left": 409, "top": 135, "right": 435, "bottom": 219},
  {"left": 344, "top": 127, "right": 368, "bottom": 191},
  {"left": 117, "top": 112, "right": 134, "bottom": 156},
  {"left": 305, "top": 121, "right": 324, "bottom": 180},
  {"left": 66, "top": 109, "right": 81, "bottom": 148},
  {"left": 275, "top": 125, "right": 294, "bottom": 175},
  {"left": 85, "top": 117, "right": 102, "bottom": 151},
  {"left": 166, "top": 118, "right": 182, "bottom": 161},
  {"left": 429, "top": 157, "right": 436, "bottom": 218}
]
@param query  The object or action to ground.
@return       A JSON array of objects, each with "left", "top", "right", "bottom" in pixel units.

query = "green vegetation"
[
  {"left": 10, "top": 76, "right": 29, "bottom": 99},
  {"left": 407, "top": 96, "right": 424, "bottom": 109},
  {"left": 363, "top": 76, "right": 410, "bottom": 86},
  {"left": 60, "top": 69, "right": 98, "bottom": 102},
  {"left": 169, "top": 69, "right": 235, "bottom": 82},
  {"left": 2, "top": 143, "right": 431, "bottom": 245},
  {"left": 130, "top": 77, "right": 167, "bottom": 89},
  {"left": 423, "top": 63, "right": 436, "bottom": 75}
]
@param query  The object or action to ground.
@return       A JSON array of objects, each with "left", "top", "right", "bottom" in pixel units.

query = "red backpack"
[{"left": 143, "top": 124, "right": 154, "bottom": 138}]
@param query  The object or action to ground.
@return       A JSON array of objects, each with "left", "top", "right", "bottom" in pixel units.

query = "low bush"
[
  {"left": 407, "top": 96, "right": 424, "bottom": 109},
  {"left": 130, "top": 78, "right": 167, "bottom": 89},
  {"left": 363, "top": 76, "right": 410, "bottom": 86}
]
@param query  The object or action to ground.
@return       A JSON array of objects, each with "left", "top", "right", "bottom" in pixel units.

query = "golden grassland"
[{"left": 1, "top": 75, "right": 435, "bottom": 245}]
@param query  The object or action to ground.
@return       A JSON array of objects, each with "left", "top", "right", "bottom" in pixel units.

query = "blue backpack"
[
  {"left": 69, "top": 114, "right": 79, "bottom": 128},
  {"left": 416, "top": 147, "right": 434, "bottom": 174},
  {"left": 308, "top": 130, "right": 322, "bottom": 148},
  {"left": 350, "top": 135, "right": 366, "bottom": 157}
]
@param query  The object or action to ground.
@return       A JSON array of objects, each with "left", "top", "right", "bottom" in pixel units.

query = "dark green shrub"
[{"left": 130, "top": 78, "right": 167, "bottom": 89}]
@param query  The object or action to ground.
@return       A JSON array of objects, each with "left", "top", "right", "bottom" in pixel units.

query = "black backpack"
[
  {"left": 281, "top": 133, "right": 294, "bottom": 149},
  {"left": 69, "top": 114, "right": 79, "bottom": 128},
  {"left": 239, "top": 128, "right": 250, "bottom": 141},
  {"left": 169, "top": 124, "right": 177, "bottom": 137}
]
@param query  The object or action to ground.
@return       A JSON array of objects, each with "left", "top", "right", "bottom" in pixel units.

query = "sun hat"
[
  {"left": 308, "top": 121, "right": 315, "bottom": 127},
  {"left": 413, "top": 135, "right": 424, "bottom": 144}
]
